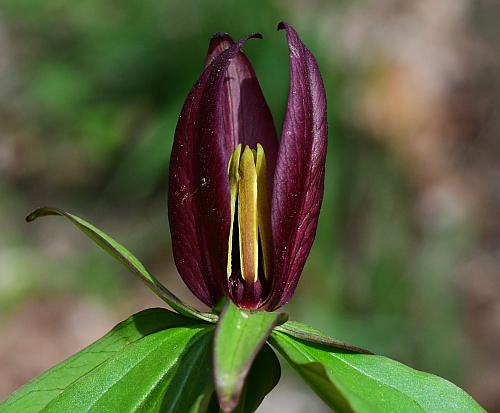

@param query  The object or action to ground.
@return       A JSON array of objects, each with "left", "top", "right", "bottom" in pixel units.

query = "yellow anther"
[
  {"left": 227, "top": 144, "right": 242, "bottom": 279},
  {"left": 238, "top": 146, "right": 258, "bottom": 283},
  {"left": 227, "top": 143, "right": 272, "bottom": 283},
  {"left": 255, "top": 144, "right": 272, "bottom": 279}
]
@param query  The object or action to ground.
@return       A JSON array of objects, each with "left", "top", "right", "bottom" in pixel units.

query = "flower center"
[{"left": 227, "top": 144, "right": 272, "bottom": 290}]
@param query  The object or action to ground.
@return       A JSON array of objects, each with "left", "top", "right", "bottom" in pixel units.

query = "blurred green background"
[{"left": 1, "top": 1, "right": 499, "bottom": 411}]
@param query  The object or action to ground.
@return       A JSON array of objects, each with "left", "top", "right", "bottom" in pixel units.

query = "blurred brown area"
[{"left": 0, "top": 0, "right": 499, "bottom": 411}]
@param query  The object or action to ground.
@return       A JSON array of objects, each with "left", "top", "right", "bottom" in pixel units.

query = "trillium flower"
[
  {"left": 168, "top": 22, "right": 327, "bottom": 310},
  {"left": 19, "top": 20, "right": 482, "bottom": 413}
]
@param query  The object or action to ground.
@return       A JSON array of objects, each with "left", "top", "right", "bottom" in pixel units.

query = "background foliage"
[{"left": 0, "top": 0, "right": 499, "bottom": 411}]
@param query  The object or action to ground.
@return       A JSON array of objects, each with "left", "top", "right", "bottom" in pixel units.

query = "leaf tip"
[
  {"left": 25, "top": 207, "right": 60, "bottom": 223},
  {"left": 25, "top": 212, "right": 37, "bottom": 222},
  {"left": 25, "top": 207, "right": 44, "bottom": 222},
  {"left": 218, "top": 393, "right": 239, "bottom": 413}
]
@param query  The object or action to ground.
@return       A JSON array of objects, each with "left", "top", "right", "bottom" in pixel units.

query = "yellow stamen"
[
  {"left": 255, "top": 144, "right": 272, "bottom": 279},
  {"left": 238, "top": 146, "right": 258, "bottom": 283},
  {"left": 227, "top": 144, "right": 242, "bottom": 279},
  {"left": 227, "top": 143, "right": 272, "bottom": 283}
]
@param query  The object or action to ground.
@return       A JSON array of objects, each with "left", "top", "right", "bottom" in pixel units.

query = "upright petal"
[
  {"left": 267, "top": 22, "right": 328, "bottom": 309},
  {"left": 205, "top": 33, "right": 278, "bottom": 194},
  {"left": 168, "top": 35, "right": 262, "bottom": 307}
]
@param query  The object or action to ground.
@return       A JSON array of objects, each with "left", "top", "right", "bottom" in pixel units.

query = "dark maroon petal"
[
  {"left": 205, "top": 32, "right": 232, "bottom": 67},
  {"left": 205, "top": 32, "right": 279, "bottom": 193},
  {"left": 168, "top": 35, "right": 262, "bottom": 307},
  {"left": 267, "top": 22, "right": 328, "bottom": 310}
]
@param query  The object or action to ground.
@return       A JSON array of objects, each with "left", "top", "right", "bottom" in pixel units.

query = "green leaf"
[
  {"left": 0, "top": 308, "right": 214, "bottom": 413},
  {"left": 276, "top": 320, "right": 372, "bottom": 354},
  {"left": 26, "top": 206, "right": 216, "bottom": 323},
  {"left": 213, "top": 301, "right": 287, "bottom": 412},
  {"left": 207, "top": 344, "right": 281, "bottom": 413},
  {"left": 270, "top": 331, "right": 486, "bottom": 413},
  {"left": 232, "top": 344, "right": 281, "bottom": 413}
]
